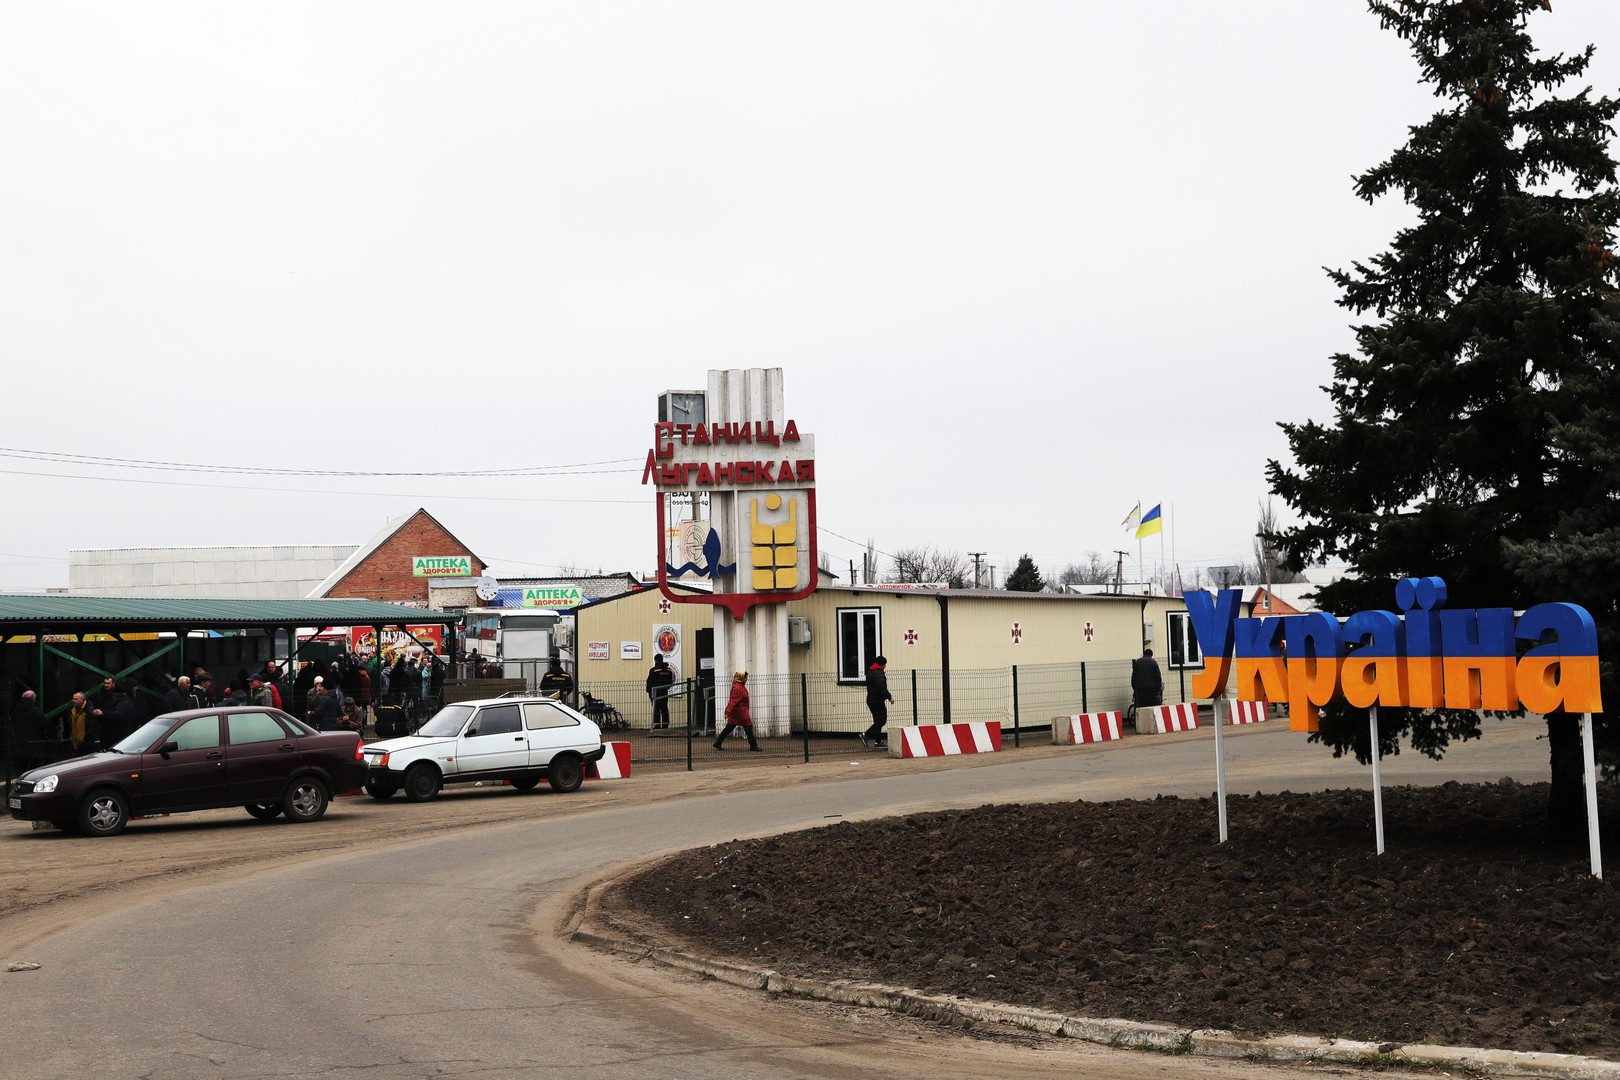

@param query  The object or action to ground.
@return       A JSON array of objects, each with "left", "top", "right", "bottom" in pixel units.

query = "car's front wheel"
[
  {"left": 403, "top": 763, "right": 440, "bottom": 802},
  {"left": 547, "top": 755, "right": 584, "bottom": 794},
  {"left": 366, "top": 782, "right": 398, "bottom": 800},
  {"left": 78, "top": 788, "right": 130, "bottom": 837},
  {"left": 245, "top": 802, "right": 282, "bottom": 820},
  {"left": 282, "top": 776, "right": 330, "bottom": 823}
]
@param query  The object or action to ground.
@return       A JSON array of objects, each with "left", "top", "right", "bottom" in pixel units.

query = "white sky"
[{"left": 3, "top": 2, "right": 1618, "bottom": 592}]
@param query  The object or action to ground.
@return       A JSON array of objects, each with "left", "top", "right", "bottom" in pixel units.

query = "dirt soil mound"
[{"left": 616, "top": 781, "right": 1620, "bottom": 1058}]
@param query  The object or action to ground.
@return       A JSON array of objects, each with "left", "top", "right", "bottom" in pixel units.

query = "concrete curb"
[{"left": 568, "top": 878, "right": 1620, "bottom": 1079}]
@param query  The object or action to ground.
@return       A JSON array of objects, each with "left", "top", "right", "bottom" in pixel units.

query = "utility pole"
[
  {"left": 1113, "top": 550, "right": 1127, "bottom": 594},
  {"left": 849, "top": 559, "right": 858, "bottom": 586},
  {"left": 969, "top": 551, "right": 986, "bottom": 589}
]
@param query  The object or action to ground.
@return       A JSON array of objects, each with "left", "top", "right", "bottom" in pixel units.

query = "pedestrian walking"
[
  {"left": 712, "top": 670, "right": 759, "bottom": 751},
  {"left": 860, "top": 656, "right": 894, "bottom": 749}
]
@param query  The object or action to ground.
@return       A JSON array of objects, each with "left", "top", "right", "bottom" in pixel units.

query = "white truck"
[{"left": 360, "top": 695, "right": 604, "bottom": 801}]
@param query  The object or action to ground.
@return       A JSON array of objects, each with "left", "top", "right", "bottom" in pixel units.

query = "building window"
[
  {"left": 837, "top": 608, "right": 882, "bottom": 683},
  {"left": 1166, "top": 610, "right": 1203, "bottom": 669}
]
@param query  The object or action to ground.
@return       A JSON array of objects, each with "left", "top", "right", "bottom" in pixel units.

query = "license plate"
[{"left": 8, "top": 798, "right": 20, "bottom": 810}]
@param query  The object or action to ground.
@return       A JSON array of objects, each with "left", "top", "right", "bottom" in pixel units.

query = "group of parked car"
[{"left": 6, "top": 695, "right": 607, "bottom": 837}]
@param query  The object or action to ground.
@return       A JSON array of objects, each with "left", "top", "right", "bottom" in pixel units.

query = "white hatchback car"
[{"left": 361, "top": 696, "right": 605, "bottom": 801}]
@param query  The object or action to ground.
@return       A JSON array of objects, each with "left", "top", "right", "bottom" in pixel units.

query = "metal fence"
[{"left": 3, "top": 659, "right": 1202, "bottom": 783}]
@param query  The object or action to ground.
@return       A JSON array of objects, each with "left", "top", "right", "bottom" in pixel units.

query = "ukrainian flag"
[{"left": 1135, "top": 504, "right": 1162, "bottom": 539}]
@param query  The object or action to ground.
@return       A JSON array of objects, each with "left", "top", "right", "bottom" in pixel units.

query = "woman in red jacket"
[{"left": 712, "top": 670, "right": 760, "bottom": 751}]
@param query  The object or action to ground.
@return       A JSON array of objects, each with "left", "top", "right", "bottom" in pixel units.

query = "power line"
[{"left": 0, "top": 446, "right": 640, "bottom": 478}]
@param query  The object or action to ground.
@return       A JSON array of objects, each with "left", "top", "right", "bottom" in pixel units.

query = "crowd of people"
[{"left": 5, "top": 650, "right": 452, "bottom": 775}]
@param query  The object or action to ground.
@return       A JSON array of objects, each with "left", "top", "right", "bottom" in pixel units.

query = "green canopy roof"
[{"left": 0, "top": 594, "right": 457, "bottom": 633}]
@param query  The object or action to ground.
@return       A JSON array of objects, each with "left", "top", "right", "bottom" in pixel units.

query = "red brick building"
[{"left": 310, "top": 509, "right": 486, "bottom": 605}]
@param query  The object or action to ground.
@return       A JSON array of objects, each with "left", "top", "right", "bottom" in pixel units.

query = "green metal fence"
[{"left": 4, "top": 658, "right": 1197, "bottom": 784}]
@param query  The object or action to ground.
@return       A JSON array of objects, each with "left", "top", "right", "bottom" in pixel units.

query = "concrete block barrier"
[
  {"left": 1054, "top": 712, "right": 1124, "bottom": 745},
  {"left": 587, "top": 741, "right": 632, "bottom": 780},
  {"left": 1140, "top": 702, "right": 1200, "bottom": 734},
  {"left": 891, "top": 721, "right": 1001, "bottom": 758},
  {"left": 1228, "top": 699, "right": 1269, "bottom": 725}
]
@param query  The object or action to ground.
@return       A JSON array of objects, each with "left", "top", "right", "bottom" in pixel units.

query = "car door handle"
[
  {"left": 207, "top": 751, "right": 223, "bottom": 760},
  {"left": 279, "top": 744, "right": 295, "bottom": 752},
  {"left": 514, "top": 737, "right": 525, "bottom": 742}
]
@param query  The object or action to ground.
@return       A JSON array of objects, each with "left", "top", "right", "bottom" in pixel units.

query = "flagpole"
[
  {"left": 1160, "top": 507, "right": 1168, "bottom": 596},
  {"left": 1168, "top": 502, "right": 1175, "bottom": 596}
]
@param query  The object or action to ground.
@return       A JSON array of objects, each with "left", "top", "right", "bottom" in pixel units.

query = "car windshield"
[
  {"left": 113, "top": 717, "right": 176, "bottom": 754},
  {"left": 415, "top": 705, "right": 474, "bottom": 738}
]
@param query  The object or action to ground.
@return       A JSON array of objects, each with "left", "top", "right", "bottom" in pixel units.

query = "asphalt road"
[{"left": 0, "top": 720, "right": 1558, "bottom": 1079}]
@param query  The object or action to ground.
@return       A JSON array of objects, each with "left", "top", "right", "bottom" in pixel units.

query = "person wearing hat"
[
  {"left": 191, "top": 666, "right": 216, "bottom": 706},
  {"left": 249, "top": 673, "right": 275, "bottom": 709},
  {"left": 860, "top": 655, "right": 895, "bottom": 750},
  {"left": 712, "top": 670, "right": 759, "bottom": 751},
  {"left": 643, "top": 654, "right": 673, "bottom": 729}
]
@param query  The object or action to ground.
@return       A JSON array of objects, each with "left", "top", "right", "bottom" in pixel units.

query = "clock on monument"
[{"left": 659, "top": 390, "right": 707, "bottom": 427}]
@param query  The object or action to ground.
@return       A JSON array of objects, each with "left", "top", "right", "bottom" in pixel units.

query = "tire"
[
  {"left": 245, "top": 802, "right": 283, "bottom": 820},
  {"left": 403, "top": 763, "right": 440, "bottom": 802},
  {"left": 547, "top": 754, "right": 584, "bottom": 794},
  {"left": 51, "top": 820, "right": 77, "bottom": 833},
  {"left": 366, "top": 783, "right": 398, "bottom": 800},
  {"left": 78, "top": 788, "right": 130, "bottom": 837},
  {"left": 281, "top": 776, "right": 330, "bottom": 823},
  {"left": 510, "top": 776, "right": 541, "bottom": 792}
]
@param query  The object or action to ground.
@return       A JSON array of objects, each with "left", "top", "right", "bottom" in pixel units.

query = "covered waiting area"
[{"left": 2, "top": 594, "right": 457, "bottom": 778}]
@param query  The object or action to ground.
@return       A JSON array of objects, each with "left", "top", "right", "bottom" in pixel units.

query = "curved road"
[{"left": 1, "top": 722, "right": 1553, "bottom": 1078}]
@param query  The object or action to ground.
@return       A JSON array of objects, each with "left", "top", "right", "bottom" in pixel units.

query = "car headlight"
[{"left": 33, "top": 774, "right": 59, "bottom": 794}]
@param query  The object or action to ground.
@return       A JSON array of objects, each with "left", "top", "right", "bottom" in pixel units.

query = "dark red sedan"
[{"left": 7, "top": 706, "right": 368, "bottom": 837}]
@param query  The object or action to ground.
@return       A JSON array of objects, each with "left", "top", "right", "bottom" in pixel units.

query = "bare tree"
[
  {"left": 889, "top": 546, "right": 970, "bottom": 588},
  {"left": 1056, "top": 551, "right": 1113, "bottom": 587},
  {"left": 1253, "top": 497, "right": 1304, "bottom": 584}
]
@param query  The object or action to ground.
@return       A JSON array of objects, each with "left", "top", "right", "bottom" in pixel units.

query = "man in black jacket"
[
  {"left": 307, "top": 685, "right": 343, "bottom": 730},
  {"left": 10, "top": 690, "right": 47, "bottom": 772},
  {"left": 1131, "top": 648, "right": 1164, "bottom": 711},
  {"left": 644, "top": 654, "right": 674, "bottom": 729},
  {"left": 860, "top": 656, "right": 895, "bottom": 750},
  {"left": 111, "top": 681, "right": 145, "bottom": 744}
]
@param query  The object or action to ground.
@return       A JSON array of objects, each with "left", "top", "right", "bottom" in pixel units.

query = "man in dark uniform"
[
  {"left": 540, "top": 657, "right": 575, "bottom": 706},
  {"left": 1131, "top": 647, "right": 1165, "bottom": 713},
  {"left": 644, "top": 654, "right": 675, "bottom": 730}
]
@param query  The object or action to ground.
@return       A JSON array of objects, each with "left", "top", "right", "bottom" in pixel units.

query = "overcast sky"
[{"left": 3, "top": 2, "right": 1618, "bottom": 593}]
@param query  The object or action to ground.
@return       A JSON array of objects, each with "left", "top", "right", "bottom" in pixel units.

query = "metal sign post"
[{"left": 1582, "top": 712, "right": 1603, "bottom": 879}]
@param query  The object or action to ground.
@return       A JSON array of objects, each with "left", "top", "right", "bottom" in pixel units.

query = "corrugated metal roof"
[{"left": 0, "top": 594, "right": 457, "bottom": 630}]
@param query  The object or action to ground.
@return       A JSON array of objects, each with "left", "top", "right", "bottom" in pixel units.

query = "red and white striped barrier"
[
  {"left": 586, "top": 741, "right": 632, "bottom": 780},
  {"left": 1229, "top": 699, "right": 1269, "bottom": 725},
  {"left": 1140, "top": 702, "right": 1200, "bottom": 734},
  {"left": 1056, "top": 712, "right": 1124, "bottom": 745},
  {"left": 892, "top": 722, "right": 1001, "bottom": 758}
]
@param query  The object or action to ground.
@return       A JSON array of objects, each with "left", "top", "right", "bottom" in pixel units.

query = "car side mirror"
[{"left": 159, "top": 741, "right": 179, "bottom": 755}]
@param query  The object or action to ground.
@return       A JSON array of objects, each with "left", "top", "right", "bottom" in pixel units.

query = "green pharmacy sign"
[
  {"left": 522, "top": 586, "right": 583, "bottom": 609},
  {"left": 412, "top": 555, "right": 472, "bottom": 578}
]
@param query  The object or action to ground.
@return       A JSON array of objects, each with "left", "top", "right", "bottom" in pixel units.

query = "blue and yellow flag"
[{"left": 1135, "top": 504, "right": 1162, "bottom": 539}]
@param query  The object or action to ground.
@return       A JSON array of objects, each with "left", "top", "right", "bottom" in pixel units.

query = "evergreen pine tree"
[
  {"left": 1005, "top": 554, "right": 1045, "bottom": 592},
  {"left": 1267, "top": 0, "right": 1620, "bottom": 828}
]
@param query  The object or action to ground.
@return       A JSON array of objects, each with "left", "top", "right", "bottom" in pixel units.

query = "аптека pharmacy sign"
[
  {"left": 412, "top": 556, "right": 472, "bottom": 578},
  {"left": 522, "top": 586, "right": 583, "bottom": 609}
]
